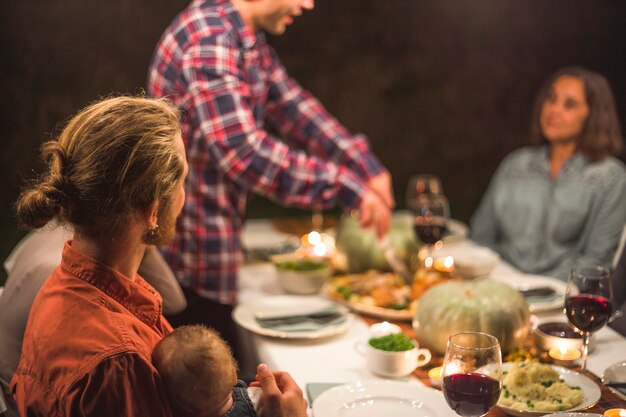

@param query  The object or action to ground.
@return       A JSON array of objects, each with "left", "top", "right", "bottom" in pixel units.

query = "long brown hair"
[
  {"left": 530, "top": 66, "right": 624, "bottom": 161},
  {"left": 15, "top": 95, "right": 183, "bottom": 238}
]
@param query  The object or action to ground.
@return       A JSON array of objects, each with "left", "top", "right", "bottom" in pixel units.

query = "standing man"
[{"left": 147, "top": 0, "right": 394, "bottom": 358}]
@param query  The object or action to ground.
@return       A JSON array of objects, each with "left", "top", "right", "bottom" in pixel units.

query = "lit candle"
[
  {"left": 548, "top": 346, "right": 581, "bottom": 365},
  {"left": 428, "top": 366, "right": 443, "bottom": 387},
  {"left": 604, "top": 409, "right": 626, "bottom": 417},
  {"left": 433, "top": 256, "right": 455, "bottom": 273},
  {"left": 369, "top": 321, "right": 401, "bottom": 337}
]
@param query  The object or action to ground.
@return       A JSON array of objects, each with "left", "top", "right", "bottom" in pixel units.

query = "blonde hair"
[
  {"left": 153, "top": 325, "right": 238, "bottom": 417},
  {"left": 15, "top": 95, "right": 183, "bottom": 237}
]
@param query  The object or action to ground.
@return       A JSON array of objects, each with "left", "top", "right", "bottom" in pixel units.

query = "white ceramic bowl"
[
  {"left": 272, "top": 256, "right": 332, "bottom": 295},
  {"left": 452, "top": 247, "right": 500, "bottom": 279}
]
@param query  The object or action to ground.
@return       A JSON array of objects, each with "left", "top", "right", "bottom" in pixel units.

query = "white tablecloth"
[{"left": 238, "top": 222, "right": 626, "bottom": 391}]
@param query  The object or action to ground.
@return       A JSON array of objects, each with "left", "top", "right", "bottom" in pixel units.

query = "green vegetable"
[
  {"left": 334, "top": 213, "right": 419, "bottom": 273},
  {"left": 336, "top": 286, "right": 352, "bottom": 300},
  {"left": 368, "top": 333, "right": 414, "bottom": 352},
  {"left": 275, "top": 259, "right": 328, "bottom": 271},
  {"left": 388, "top": 303, "right": 409, "bottom": 311}
]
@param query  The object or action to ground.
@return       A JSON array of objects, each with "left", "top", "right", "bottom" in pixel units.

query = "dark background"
[{"left": 1, "top": 0, "right": 625, "bottom": 285}]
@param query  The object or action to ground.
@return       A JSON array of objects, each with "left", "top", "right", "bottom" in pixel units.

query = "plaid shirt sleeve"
[
  {"left": 263, "top": 45, "right": 385, "bottom": 182},
  {"left": 181, "top": 36, "right": 380, "bottom": 211}
]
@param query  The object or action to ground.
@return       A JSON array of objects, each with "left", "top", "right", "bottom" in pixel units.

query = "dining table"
[{"left": 238, "top": 217, "right": 626, "bottom": 416}]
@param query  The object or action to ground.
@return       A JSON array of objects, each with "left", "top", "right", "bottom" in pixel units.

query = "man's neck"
[
  {"left": 231, "top": 0, "right": 257, "bottom": 32},
  {"left": 71, "top": 227, "right": 146, "bottom": 280}
]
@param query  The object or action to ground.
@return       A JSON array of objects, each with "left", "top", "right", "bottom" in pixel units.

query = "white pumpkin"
[{"left": 413, "top": 279, "right": 531, "bottom": 354}]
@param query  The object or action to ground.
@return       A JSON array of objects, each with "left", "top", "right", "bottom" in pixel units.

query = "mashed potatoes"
[{"left": 499, "top": 362, "right": 584, "bottom": 411}]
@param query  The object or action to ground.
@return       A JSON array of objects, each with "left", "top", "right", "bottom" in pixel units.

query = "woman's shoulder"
[
  {"left": 584, "top": 156, "right": 626, "bottom": 188},
  {"left": 496, "top": 146, "right": 545, "bottom": 176}
]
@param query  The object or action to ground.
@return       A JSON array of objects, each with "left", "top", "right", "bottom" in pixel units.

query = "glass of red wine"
[
  {"left": 442, "top": 332, "right": 503, "bottom": 417},
  {"left": 565, "top": 265, "right": 613, "bottom": 371}
]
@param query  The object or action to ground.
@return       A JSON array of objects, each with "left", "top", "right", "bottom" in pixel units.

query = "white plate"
[
  {"left": 491, "top": 274, "right": 567, "bottom": 313},
  {"left": 496, "top": 363, "right": 601, "bottom": 417},
  {"left": 313, "top": 380, "right": 458, "bottom": 417},
  {"left": 602, "top": 360, "right": 626, "bottom": 400},
  {"left": 232, "top": 295, "right": 354, "bottom": 339}
]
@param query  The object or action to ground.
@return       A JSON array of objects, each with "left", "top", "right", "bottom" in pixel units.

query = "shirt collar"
[
  {"left": 214, "top": 0, "right": 261, "bottom": 50},
  {"left": 536, "top": 145, "right": 587, "bottom": 174},
  {"left": 60, "top": 241, "right": 163, "bottom": 326}
]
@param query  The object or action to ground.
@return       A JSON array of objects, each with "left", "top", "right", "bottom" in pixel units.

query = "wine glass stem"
[{"left": 581, "top": 333, "right": 591, "bottom": 371}]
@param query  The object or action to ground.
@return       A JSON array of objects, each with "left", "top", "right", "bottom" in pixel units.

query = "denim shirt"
[
  {"left": 470, "top": 146, "right": 626, "bottom": 280},
  {"left": 224, "top": 381, "right": 259, "bottom": 417}
]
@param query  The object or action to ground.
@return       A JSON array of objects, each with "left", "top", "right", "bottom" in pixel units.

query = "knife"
[
  {"left": 518, "top": 286, "right": 557, "bottom": 298},
  {"left": 605, "top": 382, "right": 626, "bottom": 389}
]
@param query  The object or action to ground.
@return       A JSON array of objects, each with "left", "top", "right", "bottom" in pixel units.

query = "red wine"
[
  {"left": 565, "top": 294, "right": 613, "bottom": 333},
  {"left": 443, "top": 373, "right": 501, "bottom": 417},
  {"left": 414, "top": 222, "right": 447, "bottom": 244}
]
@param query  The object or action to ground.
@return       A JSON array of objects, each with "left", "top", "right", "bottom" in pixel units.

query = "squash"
[
  {"left": 333, "top": 212, "right": 420, "bottom": 273},
  {"left": 413, "top": 279, "right": 530, "bottom": 354}
]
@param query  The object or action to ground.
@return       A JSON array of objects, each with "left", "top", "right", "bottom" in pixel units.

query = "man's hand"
[
  {"left": 358, "top": 189, "right": 391, "bottom": 239},
  {"left": 367, "top": 170, "right": 395, "bottom": 209},
  {"left": 250, "top": 364, "right": 308, "bottom": 417}
]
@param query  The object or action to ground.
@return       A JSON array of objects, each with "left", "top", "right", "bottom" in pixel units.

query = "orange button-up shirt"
[{"left": 11, "top": 242, "right": 174, "bottom": 417}]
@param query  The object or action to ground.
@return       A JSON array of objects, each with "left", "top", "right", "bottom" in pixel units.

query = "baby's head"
[{"left": 153, "top": 325, "right": 238, "bottom": 417}]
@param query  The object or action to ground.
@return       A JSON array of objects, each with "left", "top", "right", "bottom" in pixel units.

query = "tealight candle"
[
  {"left": 433, "top": 256, "right": 455, "bottom": 273},
  {"left": 369, "top": 321, "right": 401, "bottom": 337},
  {"left": 428, "top": 366, "right": 443, "bottom": 387},
  {"left": 548, "top": 346, "right": 581, "bottom": 365},
  {"left": 604, "top": 409, "right": 626, "bottom": 417}
]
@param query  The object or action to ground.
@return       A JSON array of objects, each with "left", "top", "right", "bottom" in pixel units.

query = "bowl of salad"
[{"left": 272, "top": 255, "right": 332, "bottom": 295}]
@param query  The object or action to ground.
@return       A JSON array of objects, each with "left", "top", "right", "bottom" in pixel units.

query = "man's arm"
[{"left": 182, "top": 39, "right": 368, "bottom": 212}]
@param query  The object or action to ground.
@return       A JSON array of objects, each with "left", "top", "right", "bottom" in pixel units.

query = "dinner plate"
[
  {"left": 232, "top": 295, "right": 354, "bottom": 339},
  {"left": 496, "top": 363, "right": 601, "bottom": 417},
  {"left": 313, "top": 380, "right": 457, "bottom": 417},
  {"left": 602, "top": 360, "right": 626, "bottom": 401},
  {"left": 491, "top": 273, "right": 567, "bottom": 313}
]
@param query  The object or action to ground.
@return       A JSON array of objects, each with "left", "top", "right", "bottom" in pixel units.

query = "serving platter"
[
  {"left": 496, "top": 363, "right": 601, "bottom": 417},
  {"left": 323, "top": 272, "right": 419, "bottom": 321}
]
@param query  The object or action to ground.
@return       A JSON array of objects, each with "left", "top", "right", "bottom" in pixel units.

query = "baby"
[{"left": 153, "top": 325, "right": 262, "bottom": 417}]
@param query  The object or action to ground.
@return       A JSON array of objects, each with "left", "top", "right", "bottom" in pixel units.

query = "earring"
[{"left": 148, "top": 224, "right": 159, "bottom": 238}]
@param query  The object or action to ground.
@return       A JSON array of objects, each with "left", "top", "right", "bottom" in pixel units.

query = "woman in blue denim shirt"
[{"left": 471, "top": 67, "right": 626, "bottom": 281}]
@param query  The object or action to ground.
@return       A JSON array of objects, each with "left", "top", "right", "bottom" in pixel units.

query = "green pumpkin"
[
  {"left": 413, "top": 279, "right": 530, "bottom": 354},
  {"left": 333, "top": 212, "right": 420, "bottom": 273}
]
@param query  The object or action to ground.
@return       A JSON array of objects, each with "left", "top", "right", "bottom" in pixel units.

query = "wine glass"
[
  {"left": 565, "top": 265, "right": 613, "bottom": 371},
  {"left": 406, "top": 174, "right": 443, "bottom": 211},
  {"left": 442, "top": 332, "right": 503, "bottom": 417}
]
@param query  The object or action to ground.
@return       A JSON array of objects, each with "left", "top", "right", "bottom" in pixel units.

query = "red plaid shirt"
[{"left": 147, "top": 0, "right": 384, "bottom": 304}]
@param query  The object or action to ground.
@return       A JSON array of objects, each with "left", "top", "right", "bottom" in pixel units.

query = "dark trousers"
[{"left": 165, "top": 287, "right": 260, "bottom": 383}]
